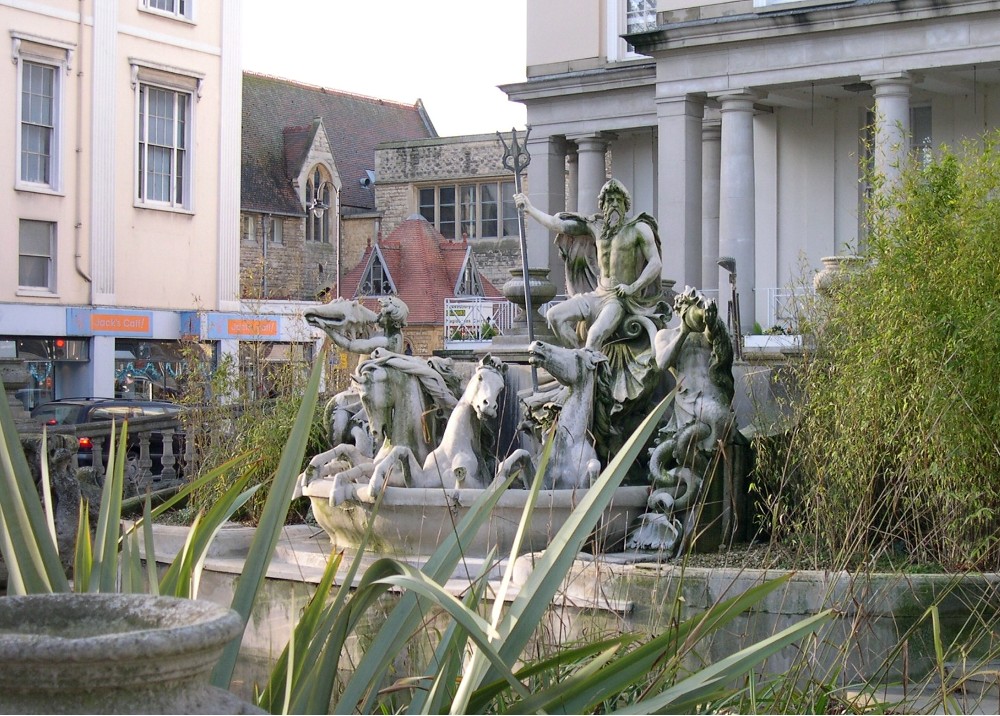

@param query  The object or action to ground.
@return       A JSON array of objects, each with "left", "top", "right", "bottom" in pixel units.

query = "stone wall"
[
  {"left": 341, "top": 215, "right": 376, "bottom": 276},
  {"left": 375, "top": 134, "right": 526, "bottom": 291},
  {"left": 240, "top": 213, "right": 336, "bottom": 301},
  {"left": 403, "top": 325, "right": 443, "bottom": 357}
]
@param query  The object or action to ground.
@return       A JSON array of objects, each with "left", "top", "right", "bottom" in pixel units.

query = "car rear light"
[
  {"left": 78, "top": 437, "right": 93, "bottom": 450},
  {"left": 46, "top": 419, "right": 57, "bottom": 426}
]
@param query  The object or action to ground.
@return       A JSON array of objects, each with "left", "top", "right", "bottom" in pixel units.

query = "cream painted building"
[
  {"left": 1, "top": 0, "right": 248, "bottom": 404},
  {"left": 503, "top": 0, "right": 1000, "bottom": 331}
]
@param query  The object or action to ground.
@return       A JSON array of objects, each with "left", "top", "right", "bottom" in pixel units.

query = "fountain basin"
[{"left": 302, "top": 481, "right": 650, "bottom": 557}]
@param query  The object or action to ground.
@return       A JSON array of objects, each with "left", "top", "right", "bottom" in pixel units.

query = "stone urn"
[
  {"left": 0, "top": 593, "right": 261, "bottom": 714},
  {"left": 813, "top": 255, "right": 867, "bottom": 297},
  {"left": 495, "top": 267, "right": 558, "bottom": 345}
]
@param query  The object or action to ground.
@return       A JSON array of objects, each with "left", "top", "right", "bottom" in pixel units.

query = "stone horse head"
[
  {"left": 304, "top": 298, "right": 378, "bottom": 341},
  {"left": 465, "top": 354, "right": 507, "bottom": 421}
]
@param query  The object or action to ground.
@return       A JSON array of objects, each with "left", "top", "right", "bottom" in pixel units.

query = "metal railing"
[
  {"left": 444, "top": 298, "right": 517, "bottom": 348},
  {"left": 762, "top": 287, "right": 813, "bottom": 333}
]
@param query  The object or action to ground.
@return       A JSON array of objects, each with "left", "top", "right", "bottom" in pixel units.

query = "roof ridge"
[{"left": 243, "top": 70, "right": 421, "bottom": 111}]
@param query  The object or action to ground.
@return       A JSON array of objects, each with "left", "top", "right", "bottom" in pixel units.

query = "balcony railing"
[{"left": 444, "top": 298, "right": 517, "bottom": 349}]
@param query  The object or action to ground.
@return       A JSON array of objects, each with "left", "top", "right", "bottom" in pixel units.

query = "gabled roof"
[
  {"left": 282, "top": 121, "right": 320, "bottom": 181},
  {"left": 242, "top": 72, "right": 437, "bottom": 216},
  {"left": 341, "top": 216, "right": 502, "bottom": 326}
]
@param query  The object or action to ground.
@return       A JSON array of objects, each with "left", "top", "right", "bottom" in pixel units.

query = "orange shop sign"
[
  {"left": 66, "top": 308, "right": 154, "bottom": 337},
  {"left": 227, "top": 318, "right": 278, "bottom": 337}
]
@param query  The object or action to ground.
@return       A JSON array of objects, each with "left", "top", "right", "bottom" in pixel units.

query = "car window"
[
  {"left": 89, "top": 406, "right": 140, "bottom": 420},
  {"left": 138, "top": 406, "right": 168, "bottom": 416},
  {"left": 33, "top": 405, "right": 82, "bottom": 425}
]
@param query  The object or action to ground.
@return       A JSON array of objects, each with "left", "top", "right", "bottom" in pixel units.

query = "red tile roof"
[{"left": 341, "top": 217, "right": 502, "bottom": 325}]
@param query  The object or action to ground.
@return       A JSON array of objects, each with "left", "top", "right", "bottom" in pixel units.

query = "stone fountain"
[{"left": 295, "top": 178, "right": 749, "bottom": 559}]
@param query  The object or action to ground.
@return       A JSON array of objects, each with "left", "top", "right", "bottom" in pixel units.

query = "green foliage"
[
  {"left": 177, "top": 343, "right": 326, "bottom": 524},
  {"left": 761, "top": 132, "right": 1000, "bottom": 570},
  {"left": 2, "top": 367, "right": 834, "bottom": 714}
]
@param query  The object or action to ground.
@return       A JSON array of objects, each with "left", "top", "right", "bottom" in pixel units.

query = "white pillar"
[
  {"left": 866, "top": 73, "right": 911, "bottom": 191},
  {"left": 717, "top": 91, "right": 757, "bottom": 334},
  {"left": 701, "top": 117, "right": 722, "bottom": 293},
  {"left": 524, "top": 135, "right": 567, "bottom": 287},
  {"left": 573, "top": 135, "right": 609, "bottom": 216},
  {"left": 656, "top": 95, "right": 704, "bottom": 289},
  {"left": 91, "top": 0, "right": 117, "bottom": 305},
  {"left": 217, "top": 0, "right": 243, "bottom": 311},
  {"left": 565, "top": 144, "right": 579, "bottom": 213}
]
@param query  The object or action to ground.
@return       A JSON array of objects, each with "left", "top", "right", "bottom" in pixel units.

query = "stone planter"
[
  {"left": 813, "top": 254, "right": 867, "bottom": 297},
  {"left": 0, "top": 593, "right": 260, "bottom": 714},
  {"left": 303, "top": 482, "right": 650, "bottom": 558}
]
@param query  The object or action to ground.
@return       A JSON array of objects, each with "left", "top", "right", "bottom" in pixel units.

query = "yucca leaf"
[
  {"left": 211, "top": 347, "right": 326, "bottom": 689},
  {"left": 141, "top": 497, "right": 159, "bottom": 596},
  {"left": 538, "top": 574, "right": 800, "bottom": 714},
  {"left": 256, "top": 550, "right": 343, "bottom": 712},
  {"left": 73, "top": 501, "right": 93, "bottom": 593},
  {"left": 371, "top": 563, "right": 530, "bottom": 702},
  {"left": 91, "top": 420, "right": 127, "bottom": 593},
  {"left": 612, "top": 609, "right": 835, "bottom": 715},
  {"left": 412, "top": 551, "right": 493, "bottom": 715},
  {"left": 335, "top": 468, "right": 520, "bottom": 715},
  {"left": 39, "top": 428, "right": 57, "bottom": 546},
  {"left": 501, "top": 642, "right": 625, "bottom": 714},
  {"left": 460, "top": 392, "right": 673, "bottom": 706},
  {"left": 0, "top": 376, "right": 67, "bottom": 592},
  {"left": 468, "top": 634, "right": 639, "bottom": 712}
]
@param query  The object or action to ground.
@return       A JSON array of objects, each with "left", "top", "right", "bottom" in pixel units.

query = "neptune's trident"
[{"left": 498, "top": 126, "right": 538, "bottom": 390}]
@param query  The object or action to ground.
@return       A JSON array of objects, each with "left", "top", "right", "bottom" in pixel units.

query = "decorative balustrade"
[{"left": 43, "top": 413, "right": 187, "bottom": 488}]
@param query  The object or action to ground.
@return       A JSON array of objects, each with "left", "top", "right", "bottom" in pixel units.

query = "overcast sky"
[{"left": 241, "top": 1, "right": 528, "bottom": 137}]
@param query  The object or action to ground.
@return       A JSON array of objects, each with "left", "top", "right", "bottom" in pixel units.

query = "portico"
[{"left": 504, "top": 0, "right": 1000, "bottom": 332}]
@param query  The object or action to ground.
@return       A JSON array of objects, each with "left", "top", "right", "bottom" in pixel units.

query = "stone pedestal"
[
  {"left": 488, "top": 268, "right": 557, "bottom": 363},
  {"left": 0, "top": 357, "right": 36, "bottom": 430}
]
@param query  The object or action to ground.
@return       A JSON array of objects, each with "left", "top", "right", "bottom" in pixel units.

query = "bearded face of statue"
[{"left": 601, "top": 192, "right": 627, "bottom": 232}]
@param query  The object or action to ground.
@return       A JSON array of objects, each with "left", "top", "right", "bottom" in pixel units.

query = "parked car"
[{"left": 31, "top": 398, "right": 187, "bottom": 481}]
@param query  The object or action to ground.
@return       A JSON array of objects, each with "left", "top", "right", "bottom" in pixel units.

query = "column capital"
[
  {"left": 715, "top": 90, "right": 759, "bottom": 112},
  {"left": 702, "top": 119, "right": 721, "bottom": 141},
  {"left": 655, "top": 93, "right": 706, "bottom": 119},
  {"left": 524, "top": 134, "right": 567, "bottom": 153},
  {"left": 565, "top": 131, "right": 616, "bottom": 149},
  {"left": 863, "top": 71, "right": 911, "bottom": 87}
]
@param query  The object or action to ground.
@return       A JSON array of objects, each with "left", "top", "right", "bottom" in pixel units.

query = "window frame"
[
  {"left": 135, "top": 80, "right": 194, "bottom": 211},
  {"left": 139, "top": 0, "right": 194, "bottom": 22},
  {"left": 18, "top": 219, "right": 57, "bottom": 294},
  {"left": 418, "top": 180, "right": 518, "bottom": 240},
  {"left": 129, "top": 57, "right": 205, "bottom": 214},
  {"left": 12, "top": 34, "right": 71, "bottom": 194},
  {"left": 305, "top": 166, "right": 333, "bottom": 243},
  {"left": 264, "top": 215, "right": 284, "bottom": 244},
  {"left": 241, "top": 214, "right": 256, "bottom": 242},
  {"left": 606, "top": 0, "right": 655, "bottom": 63}
]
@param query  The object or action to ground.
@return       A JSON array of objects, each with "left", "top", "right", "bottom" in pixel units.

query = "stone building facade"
[{"left": 375, "top": 134, "right": 526, "bottom": 289}]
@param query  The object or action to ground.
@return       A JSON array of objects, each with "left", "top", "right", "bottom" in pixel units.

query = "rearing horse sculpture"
[
  {"left": 499, "top": 341, "right": 608, "bottom": 490},
  {"left": 369, "top": 355, "right": 508, "bottom": 494}
]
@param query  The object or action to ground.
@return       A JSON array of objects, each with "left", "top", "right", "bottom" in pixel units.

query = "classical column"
[
  {"left": 717, "top": 90, "right": 757, "bottom": 334},
  {"left": 656, "top": 95, "right": 704, "bottom": 288},
  {"left": 572, "top": 134, "right": 610, "bottom": 216},
  {"left": 524, "top": 135, "right": 567, "bottom": 287},
  {"left": 565, "top": 144, "right": 579, "bottom": 213},
  {"left": 91, "top": 0, "right": 117, "bottom": 305},
  {"left": 217, "top": 0, "right": 243, "bottom": 312},
  {"left": 701, "top": 116, "right": 722, "bottom": 293},
  {"left": 866, "top": 73, "right": 911, "bottom": 191}
]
